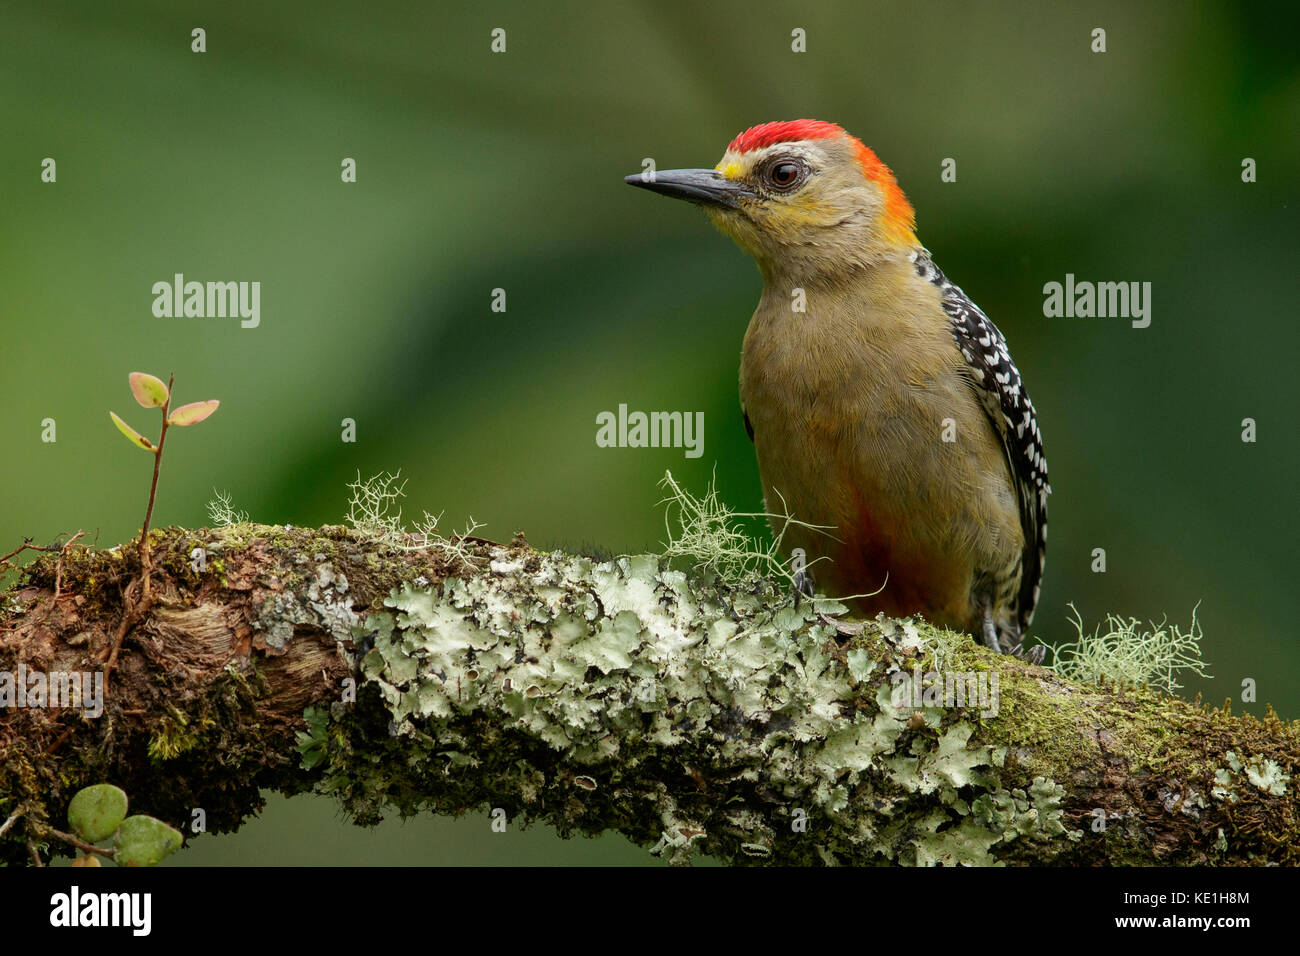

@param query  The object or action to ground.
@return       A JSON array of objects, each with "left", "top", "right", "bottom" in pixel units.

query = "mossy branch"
[{"left": 1, "top": 524, "right": 1296, "bottom": 866}]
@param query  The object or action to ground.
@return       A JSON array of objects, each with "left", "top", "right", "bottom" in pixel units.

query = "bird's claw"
[
  {"left": 1010, "top": 641, "right": 1046, "bottom": 666},
  {"left": 792, "top": 566, "right": 815, "bottom": 607}
]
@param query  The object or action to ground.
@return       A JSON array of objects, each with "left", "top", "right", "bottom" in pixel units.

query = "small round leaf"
[
  {"left": 168, "top": 400, "right": 220, "bottom": 426},
  {"left": 114, "top": 815, "right": 183, "bottom": 867},
  {"left": 129, "top": 372, "right": 170, "bottom": 408},
  {"left": 67, "top": 784, "right": 128, "bottom": 842}
]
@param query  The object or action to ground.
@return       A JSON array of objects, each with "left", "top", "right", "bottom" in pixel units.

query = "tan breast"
[{"left": 738, "top": 257, "right": 1023, "bottom": 628}]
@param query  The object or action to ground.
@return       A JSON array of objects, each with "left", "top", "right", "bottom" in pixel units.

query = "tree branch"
[{"left": 1, "top": 524, "right": 1296, "bottom": 865}]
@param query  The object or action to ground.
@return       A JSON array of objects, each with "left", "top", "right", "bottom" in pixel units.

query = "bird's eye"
[{"left": 767, "top": 160, "right": 805, "bottom": 190}]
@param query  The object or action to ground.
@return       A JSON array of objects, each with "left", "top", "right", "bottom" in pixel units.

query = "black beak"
[{"left": 624, "top": 168, "right": 752, "bottom": 209}]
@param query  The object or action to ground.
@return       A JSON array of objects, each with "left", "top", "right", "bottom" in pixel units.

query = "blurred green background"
[{"left": 3, "top": 0, "right": 1297, "bottom": 865}]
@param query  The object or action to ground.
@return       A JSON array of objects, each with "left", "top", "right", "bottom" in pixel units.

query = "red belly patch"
[{"left": 829, "top": 489, "right": 973, "bottom": 629}]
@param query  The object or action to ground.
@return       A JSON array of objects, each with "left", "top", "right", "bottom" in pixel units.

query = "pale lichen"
[
  {"left": 1050, "top": 603, "right": 1211, "bottom": 692},
  {"left": 317, "top": 547, "right": 1074, "bottom": 865},
  {"left": 1213, "top": 750, "right": 1291, "bottom": 800},
  {"left": 657, "top": 469, "right": 831, "bottom": 591},
  {"left": 206, "top": 488, "right": 249, "bottom": 527},
  {"left": 253, "top": 559, "right": 359, "bottom": 650}
]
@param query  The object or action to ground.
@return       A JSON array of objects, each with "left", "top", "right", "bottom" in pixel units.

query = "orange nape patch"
[
  {"left": 728, "top": 119, "right": 916, "bottom": 245},
  {"left": 846, "top": 139, "right": 916, "bottom": 245}
]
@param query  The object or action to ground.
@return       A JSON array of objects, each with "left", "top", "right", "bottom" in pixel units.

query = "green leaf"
[
  {"left": 114, "top": 815, "right": 183, "bottom": 867},
  {"left": 109, "top": 412, "right": 155, "bottom": 451},
  {"left": 296, "top": 705, "right": 330, "bottom": 770},
  {"left": 129, "top": 372, "right": 169, "bottom": 408},
  {"left": 168, "top": 400, "right": 219, "bottom": 426},
  {"left": 67, "top": 784, "right": 129, "bottom": 842}
]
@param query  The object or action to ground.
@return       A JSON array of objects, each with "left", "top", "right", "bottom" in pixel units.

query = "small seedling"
[{"left": 109, "top": 372, "right": 218, "bottom": 598}]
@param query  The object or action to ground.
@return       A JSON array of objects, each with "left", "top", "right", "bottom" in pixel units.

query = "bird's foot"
[
  {"left": 980, "top": 610, "right": 1001, "bottom": 653},
  {"left": 792, "top": 565, "right": 815, "bottom": 607},
  {"left": 1009, "top": 641, "right": 1046, "bottom": 666}
]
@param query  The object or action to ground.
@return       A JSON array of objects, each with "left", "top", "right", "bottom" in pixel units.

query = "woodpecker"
[{"left": 626, "top": 120, "right": 1049, "bottom": 662}]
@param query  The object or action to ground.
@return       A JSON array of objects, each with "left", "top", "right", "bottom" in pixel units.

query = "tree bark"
[{"left": 1, "top": 524, "right": 1296, "bottom": 866}]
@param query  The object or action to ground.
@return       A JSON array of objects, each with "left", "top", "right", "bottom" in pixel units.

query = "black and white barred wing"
[{"left": 912, "top": 249, "right": 1050, "bottom": 632}]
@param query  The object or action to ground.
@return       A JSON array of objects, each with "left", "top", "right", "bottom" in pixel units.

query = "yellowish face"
[
  {"left": 704, "top": 137, "right": 913, "bottom": 272},
  {"left": 625, "top": 126, "right": 918, "bottom": 278}
]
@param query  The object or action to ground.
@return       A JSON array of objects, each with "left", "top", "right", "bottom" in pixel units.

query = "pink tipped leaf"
[
  {"left": 129, "top": 372, "right": 170, "bottom": 408},
  {"left": 168, "top": 400, "right": 219, "bottom": 426},
  {"left": 110, "top": 411, "right": 155, "bottom": 451}
]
